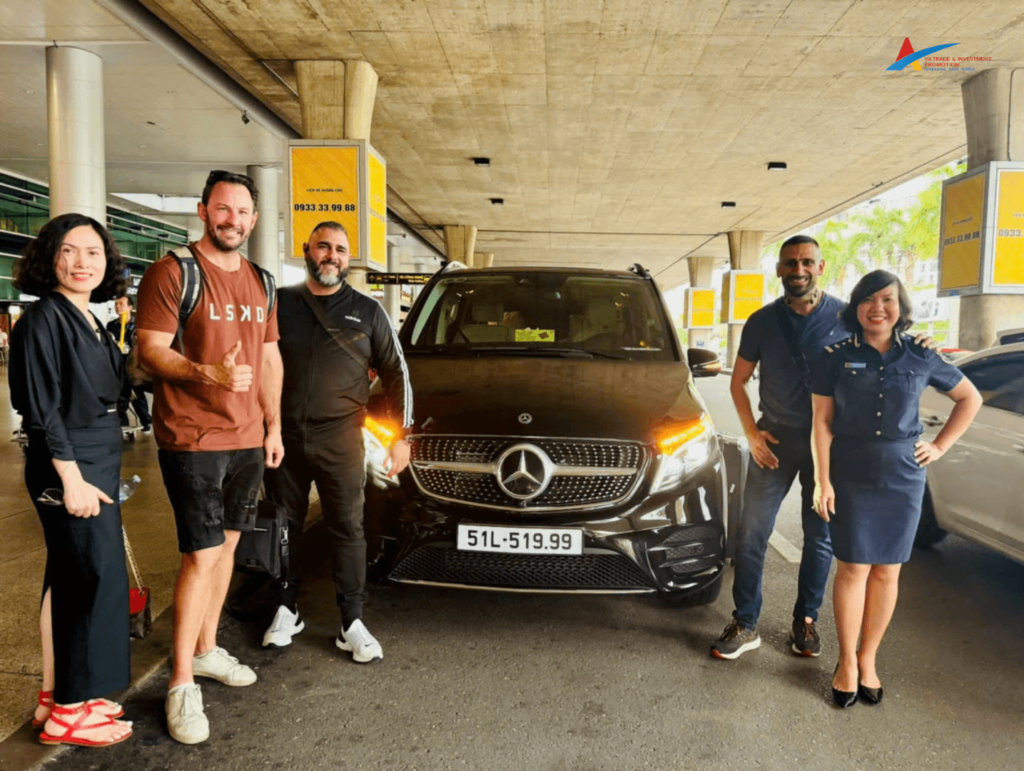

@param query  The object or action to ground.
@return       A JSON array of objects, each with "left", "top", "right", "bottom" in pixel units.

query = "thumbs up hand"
[{"left": 206, "top": 341, "right": 253, "bottom": 392}]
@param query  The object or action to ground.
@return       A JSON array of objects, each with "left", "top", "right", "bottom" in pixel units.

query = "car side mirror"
[{"left": 687, "top": 348, "right": 722, "bottom": 378}]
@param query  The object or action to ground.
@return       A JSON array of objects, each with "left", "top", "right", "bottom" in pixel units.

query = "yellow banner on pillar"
[
  {"left": 721, "top": 271, "right": 765, "bottom": 323},
  {"left": 287, "top": 140, "right": 388, "bottom": 271},
  {"left": 939, "top": 172, "right": 984, "bottom": 292},
  {"left": 368, "top": 151, "right": 387, "bottom": 269},
  {"left": 993, "top": 169, "right": 1024, "bottom": 287},
  {"left": 289, "top": 146, "right": 360, "bottom": 260},
  {"left": 685, "top": 288, "right": 716, "bottom": 328}
]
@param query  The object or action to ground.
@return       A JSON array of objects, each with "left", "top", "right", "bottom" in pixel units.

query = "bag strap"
[
  {"left": 253, "top": 264, "right": 277, "bottom": 316},
  {"left": 298, "top": 284, "right": 371, "bottom": 371},
  {"left": 122, "top": 526, "right": 145, "bottom": 590},
  {"left": 773, "top": 300, "right": 811, "bottom": 386}
]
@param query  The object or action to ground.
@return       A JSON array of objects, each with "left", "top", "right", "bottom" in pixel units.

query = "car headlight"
[
  {"left": 649, "top": 414, "right": 716, "bottom": 494},
  {"left": 363, "top": 415, "right": 401, "bottom": 488}
]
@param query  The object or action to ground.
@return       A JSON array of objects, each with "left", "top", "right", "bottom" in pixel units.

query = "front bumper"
[{"left": 365, "top": 458, "right": 726, "bottom": 598}]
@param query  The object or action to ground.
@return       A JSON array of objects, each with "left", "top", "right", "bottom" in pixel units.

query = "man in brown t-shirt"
[{"left": 135, "top": 170, "right": 284, "bottom": 746}]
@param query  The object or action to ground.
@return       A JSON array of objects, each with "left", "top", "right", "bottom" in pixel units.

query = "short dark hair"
[
  {"left": 201, "top": 169, "right": 259, "bottom": 207},
  {"left": 779, "top": 234, "right": 820, "bottom": 259},
  {"left": 13, "top": 213, "right": 128, "bottom": 303},
  {"left": 117, "top": 294, "right": 134, "bottom": 307},
  {"left": 840, "top": 269, "right": 914, "bottom": 336},
  {"left": 309, "top": 220, "right": 349, "bottom": 239}
]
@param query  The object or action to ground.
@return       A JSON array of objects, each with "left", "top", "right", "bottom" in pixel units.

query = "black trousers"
[
  {"left": 264, "top": 422, "right": 367, "bottom": 626},
  {"left": 27, "top": 420, "right": 131, "bottom": 704},
  {"left": 117, "top": 380, "right": 151, "bottom": 428}
]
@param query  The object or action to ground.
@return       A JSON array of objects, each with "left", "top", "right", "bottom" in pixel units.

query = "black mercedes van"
[{"left": 363, "top": 262, "right": 727, "bottom": 605}]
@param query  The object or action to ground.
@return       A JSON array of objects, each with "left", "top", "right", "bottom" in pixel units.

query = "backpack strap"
[
  {"left": 251, "top": 264, "right": 277, "bottom": 317},
  {"left": 169, "top": 246, "right": 202, "bottom": 329}
]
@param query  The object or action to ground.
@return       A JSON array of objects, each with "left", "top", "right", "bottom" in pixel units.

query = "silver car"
[{"left": 916, "top": 341, "right": 1024, "bottom": 564}]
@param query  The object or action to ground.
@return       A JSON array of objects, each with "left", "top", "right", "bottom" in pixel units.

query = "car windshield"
[{"left": 405, "top": 272, "right": 675, "bottom": 361}]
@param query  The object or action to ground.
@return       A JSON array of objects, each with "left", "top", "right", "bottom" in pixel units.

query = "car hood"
[{"left": 397, "top": 356, "right": 705, "bottom": 442}]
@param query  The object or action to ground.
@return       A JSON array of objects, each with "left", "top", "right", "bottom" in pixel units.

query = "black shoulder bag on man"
[
  {"left": 297, "top": 283, "right": 371, "bottom": 371},
  {"left": 773, "top": 300, "right": 812, "bottom": 390}
]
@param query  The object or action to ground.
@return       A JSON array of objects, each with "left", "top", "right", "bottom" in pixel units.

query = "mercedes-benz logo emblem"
[
  {"left": 518, "top": 413, "right": 532, "bottom": 425},
  {"left": 495, "top": 444, "right": 551, "bottom": 501}
]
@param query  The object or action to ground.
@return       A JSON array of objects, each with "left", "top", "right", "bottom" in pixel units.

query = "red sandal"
[
  {"left": 32, "top": 690, "right": 125, "bottom": 730},
  {"left": 38, "top": 701, "right": 132, "bottom": 748}
]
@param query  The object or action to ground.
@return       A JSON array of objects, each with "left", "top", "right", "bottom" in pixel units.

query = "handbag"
[
  {"left": 123, "top": 526, "right": 152, "bottom": 639},
  {"left": 234, "top": 498, "right": 290, "bottom": 580}
]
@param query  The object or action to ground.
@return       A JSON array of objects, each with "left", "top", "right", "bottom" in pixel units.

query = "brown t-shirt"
[{"left": 135, "top": 245, "right": 280, "bottom": 452}]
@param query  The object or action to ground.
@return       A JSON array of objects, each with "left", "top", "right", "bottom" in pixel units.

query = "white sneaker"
[
  {"left": 192, "top": 646, "right": 257, "bottom": 686},
  {"left": 166, "top": 683, "right": 209, "bottom": 745},
  {"left": 262, "top": 605, "right": 305, "bottom": 648},
  {"left": 335, "top": 619, "right": 383, "bottom": 664}
]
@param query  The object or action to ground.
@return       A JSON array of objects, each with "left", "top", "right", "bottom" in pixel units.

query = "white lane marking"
[{"left": 769, "top": 530, "right": 801, "bottom": 563}]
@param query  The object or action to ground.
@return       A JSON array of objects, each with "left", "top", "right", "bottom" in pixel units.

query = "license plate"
[{"left": 457, "top": 524, "right": 583, "bottom": 555}]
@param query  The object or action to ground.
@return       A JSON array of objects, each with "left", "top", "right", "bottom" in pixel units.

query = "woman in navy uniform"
[
  {"left": 810, "top": 270, "right": 981, "bottom": 708},
  {"left": 9, "top": 214, "right": 134, "bottom": 746}
]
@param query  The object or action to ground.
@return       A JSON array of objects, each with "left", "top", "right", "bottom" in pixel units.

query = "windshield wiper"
[{"left": 467, "top": 345, "right": 628, "bottom": 360}]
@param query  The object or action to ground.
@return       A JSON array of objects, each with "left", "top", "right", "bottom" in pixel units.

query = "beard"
[
  {"left": 306, "top": 255, "right": 348, "bottom": 287},
  {"left": 783, "top": 276, "right": 817, "bottom": 298},
  {"left": 207, "top": 222, "right": 250, "bottom": 253}
]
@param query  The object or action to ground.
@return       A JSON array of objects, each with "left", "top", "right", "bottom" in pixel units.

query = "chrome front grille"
[{"left": 409, "top": 435, "right": 646, "bottom": 512}]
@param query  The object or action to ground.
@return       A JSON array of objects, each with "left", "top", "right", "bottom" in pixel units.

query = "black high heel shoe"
[
  {"left": 857, "top": 683, "right": 884, "bottom": 705},
  {"left": 832, "top": 664, "right": 858, "bottom": 708}
]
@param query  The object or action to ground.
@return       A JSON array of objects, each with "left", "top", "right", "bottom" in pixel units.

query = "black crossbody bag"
[
  {"left": 773, "top": 300, "right": 812, "bottom": 389},
  {"left": 298, "top": 284, "right": 370, "bottom": 371}
]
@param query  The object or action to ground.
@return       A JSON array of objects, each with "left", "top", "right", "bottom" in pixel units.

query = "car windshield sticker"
[{"left": 515, "top": 329, "right": 555, "bottom": 342}]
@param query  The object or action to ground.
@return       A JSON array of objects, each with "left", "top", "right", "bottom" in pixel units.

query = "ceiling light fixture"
[
  {"left": 146, "top": 120, "right": 156, "bottom": 126},
  {"left": 473, "top": 157, "right": 491, "bottom": 167},
  {"left": 767, "top": 161, "right": 787, "bottom": 171},
  {"left": 489, "top": 197, "right": 504, "bottom": 205},
  {"left": 721, "top": 201, "right": 736, "bottom": 208}
]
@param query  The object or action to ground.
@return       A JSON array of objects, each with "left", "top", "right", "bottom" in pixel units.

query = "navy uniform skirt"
[
  {"left": 27, "top": 416, "right": 130, "bottom": 704},
  {"left": 829, "top": 435, "right": 925, "bottom": 565}
]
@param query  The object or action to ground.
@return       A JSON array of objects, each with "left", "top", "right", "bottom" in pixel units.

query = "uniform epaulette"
[{"left": 824, "top": 337, "right": 852, "bottom": 354}]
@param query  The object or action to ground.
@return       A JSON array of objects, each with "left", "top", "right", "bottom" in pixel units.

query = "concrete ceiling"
[{"left": 3, "top": 1, "right": 1023, "bottom": 288}]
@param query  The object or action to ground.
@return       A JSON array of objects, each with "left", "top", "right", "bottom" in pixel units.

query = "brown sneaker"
[
  {"left": 790, "top": 617, "right": 821, "bottom": 657},
  {"left": 710, "top": 622, "right": 761, "bottom": 660}
]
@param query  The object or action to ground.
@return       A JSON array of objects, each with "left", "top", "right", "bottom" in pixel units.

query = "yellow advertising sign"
[
  {"left": 732, "top": 272, "right": 765, "bottom": 322},
  {"left": 290, "top": 146, "right": 360, "bottom": 260},
  {"left": 368, "top": 152, "right": 387, "bottom": 270},
  {"left": 939, "top": 173, "right": 984, "bottom": 291},
  {"left": 686, "top": 288, "right": 716, "bottom": 328},
  {"left": 993, "top": 170, "right": 1024, "bottom": 287}
]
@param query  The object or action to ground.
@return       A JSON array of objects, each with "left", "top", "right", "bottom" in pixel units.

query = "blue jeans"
[{"left": 731, "top": 424, "right": 833, "bottom": 629}]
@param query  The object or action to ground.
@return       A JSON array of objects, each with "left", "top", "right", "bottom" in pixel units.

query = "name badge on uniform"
[{"left": 844, "top": 362, "right": 866, "bottom": 369}]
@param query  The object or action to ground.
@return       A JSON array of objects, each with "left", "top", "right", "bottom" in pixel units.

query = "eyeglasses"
[
  {"left": 37, "top": 489, "right": 64, "bottom": 506},
  {"left": 205, "top": 169, "right": 255, "bottom": 187}
]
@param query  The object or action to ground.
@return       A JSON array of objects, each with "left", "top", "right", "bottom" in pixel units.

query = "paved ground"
[{"left": 3, "top": 375, "right": 1023, "bottom": 770}]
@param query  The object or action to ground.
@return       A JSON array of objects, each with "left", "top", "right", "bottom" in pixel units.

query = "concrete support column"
[
  {"left": 46, "top": 46, "right": 106, "bottom": 222},
  {"left": 475, "top": 253, "right": 494, "bottom": 268},
  {"left": 383, "top": 244, "right": 403, "bottom": 326},
  {"left": 686, "top": 255, "right": 715, "bottom": 350},
  {"left": 294, "top": 59, "right": 379, "bottom": 294},
  {"left": 958, "top": 69, "right": 1024, "bottom": 350},
  {"left": 726, "top": 230, "right": 764, "bottom": 366},
  {"left": 247, "top": 165, "right": 280, "bottom": 283},
  {"left": 443, "top": 225, "right": 477, "bottom": 266}
]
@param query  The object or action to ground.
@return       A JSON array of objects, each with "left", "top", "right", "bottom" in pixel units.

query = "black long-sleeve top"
[
  {"left": 9, "top": 293, "right": 124, "bottom": 460},
  {"left": 276, "top": 283, "right": 413, "bottom": 437}
]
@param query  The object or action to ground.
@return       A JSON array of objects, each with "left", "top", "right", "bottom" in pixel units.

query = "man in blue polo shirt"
[{"left": 711, "top": 234, "right": 848, "bottom": 660}]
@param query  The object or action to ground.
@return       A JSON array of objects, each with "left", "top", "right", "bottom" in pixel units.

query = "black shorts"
[{"left": 158, "top": 447, "right": 264, "bottom": 554}]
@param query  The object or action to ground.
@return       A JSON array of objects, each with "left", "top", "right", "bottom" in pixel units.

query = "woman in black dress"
[
  {"left": 9, "top": 213, "right": 134, "bottom": 746},
  {"left": 811, "top": 271, "right": 981, "bottom": 708}
]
